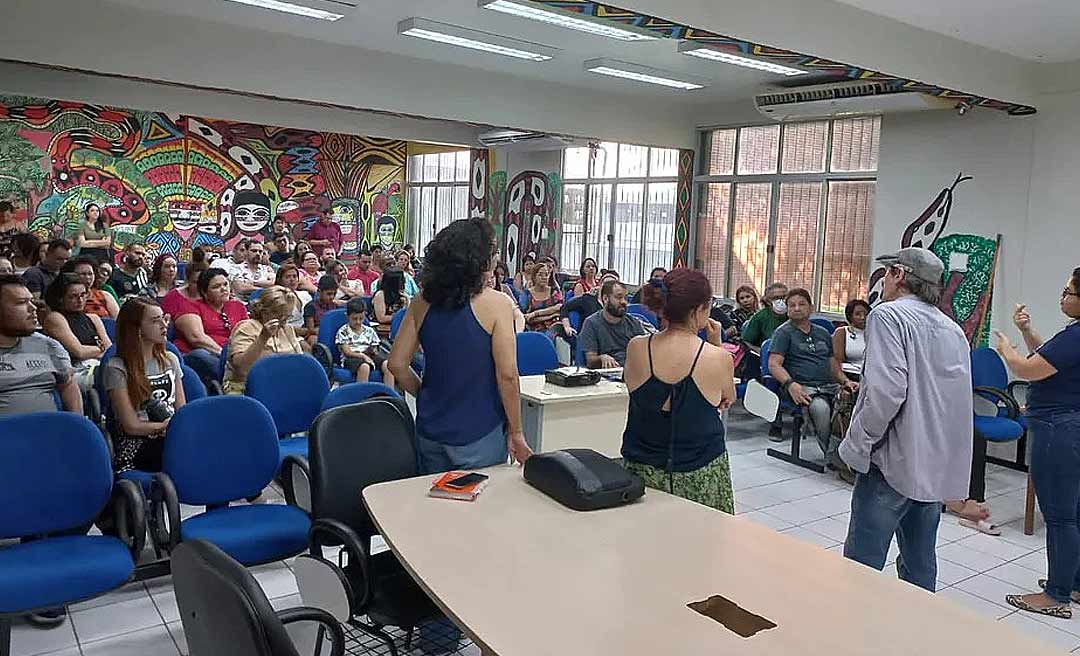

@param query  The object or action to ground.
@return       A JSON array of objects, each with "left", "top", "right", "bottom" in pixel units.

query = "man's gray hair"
[
  {"left": 902, "top": 274, "right": 942, "bottom": 306},
  {"left": 765, "top": 282, "right": 788, "bottom": 295}
]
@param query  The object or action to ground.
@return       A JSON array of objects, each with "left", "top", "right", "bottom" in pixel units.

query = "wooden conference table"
[{"left": 364, "top": 466, "right": 1058, "bottom": 656}]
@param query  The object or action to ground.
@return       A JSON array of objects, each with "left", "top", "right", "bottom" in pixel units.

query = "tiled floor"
[{"left": 10, "top": 408, "right": 1075, "bottom": 654}]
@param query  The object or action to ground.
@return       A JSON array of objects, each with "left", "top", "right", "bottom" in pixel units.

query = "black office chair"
[
  {"left": 173, "top": 539, "right": 345, "bottom": 656},
  {"left": 293, "top": 397, "right": 440, "bottom": 656}
]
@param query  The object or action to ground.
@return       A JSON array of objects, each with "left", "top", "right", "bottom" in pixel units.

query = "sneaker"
[
  {"left": 768, "top": 426, "right": 784, "bottom": 443},
  {"left": 26, "top": 607, "right": 67, "bottom": 627}
]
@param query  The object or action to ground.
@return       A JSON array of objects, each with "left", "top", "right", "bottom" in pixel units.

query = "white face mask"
[{"left": 771, "top": 299, "right": 787, "bottom": 314}]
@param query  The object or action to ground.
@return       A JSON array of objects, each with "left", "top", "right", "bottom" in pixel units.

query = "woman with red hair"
[{"left": 621, "top": 268, "right": 736, "bottom": 512}]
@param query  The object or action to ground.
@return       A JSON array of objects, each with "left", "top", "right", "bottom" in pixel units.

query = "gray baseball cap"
[{"left": 875, "top": 247, "right": 945, "bottom": 285}]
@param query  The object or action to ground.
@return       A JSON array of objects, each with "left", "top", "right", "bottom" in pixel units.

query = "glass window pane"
[
  {"left": 407, "top": 186, "right": 422, "bottom": 247},
  {"left": 452, "top": 185, "right": 469, "bottom": 222},
  {"left": 821, "top": 181, "right": 876, "bottom": 313},
  {"left": 707, "top": 129, "right": 736, "bottom": 176},
  {"left": 730, "top": 183, "right": 772, "bottom": 293},
  {"left": 773, "top": 183, "right": 823, "bottom": 292},
  {"left": 408, "top": 155, "right": 423, "bottom": 183},
  {"left": 439, "top": 152, "right": 457, "bottom": 183},
  {"left": 563, "top": 147, "right": 590, "bottom": 180},
  {"left": 612, "top": 183, "right": 644, "bottom": 285},
  {"left": 642, "top": 182, "right": 676, "bottom": 285},
  {"left": 560, "top": 184, "right": 587, "bottom": 273},
  {"left": 591, "top": 142, "right": 618, "bottom": 179},
  {"left": 618, "top": 144, "right": 648, "bottom": 178},
  {"left": 585, "top": 183, "right": 612, "bottom": 267},
  {"left": 435, "top": 186, "right": 453, "bottom": 234},
  {"left": 696, "top": 183, "right": 731, "bottom": 295},
  {"left": 831, "top": 116, "right": 881, "bottom": 172},
  {"left": 781, "top": 121, "right": 828, "bottom": 174},
  {"left": 456, "top": 151, "right": 470, "bottom": 183},
  {"left": 736, "top": 125, "right": 779, "bottom": 175},
  {"left": 419, "top": 186, "right": 436, "bottom": 253},
  {"left": 649, "top": 148, "right": 679, "bottom": 178},
  {"left": 422, "top": 154, "right": 440, "bottom": 183}
]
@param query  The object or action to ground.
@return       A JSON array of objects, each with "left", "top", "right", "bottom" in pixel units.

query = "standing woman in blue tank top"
[
  {"left": 621, "top": 269, "right": 736, "bottom": 512},
  {"left": 389, "top": 218, "right": 532, "bottom": 473}
]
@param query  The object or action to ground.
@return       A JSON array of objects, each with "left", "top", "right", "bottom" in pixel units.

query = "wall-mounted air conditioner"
[{"left": 754, "top": 80, "right": 954, "bottom": 122}]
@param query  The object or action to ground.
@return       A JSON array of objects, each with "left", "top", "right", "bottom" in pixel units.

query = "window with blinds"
[
  {"left": 695, "top": 117, "right": 880, "bottom": 313},
  {"left": 407, "top": 151, "right": 471, "bottom": 255}
]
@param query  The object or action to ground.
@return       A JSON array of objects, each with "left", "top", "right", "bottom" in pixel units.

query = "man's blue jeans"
[{"left": 843, "top": 465, "right": 941, "bottom": 592}]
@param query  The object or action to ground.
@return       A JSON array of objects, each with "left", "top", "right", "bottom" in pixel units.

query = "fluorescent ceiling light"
[
  {"left": 398, "top": 17, "right": 557, "bottom": 61},
  {"left": 584, "top": 58, "right": 706, "bottom": 91},
  {"left": 679, "top": 42, "right": 807, "bottom": 77},
  {"left": 223, "top": 0, "right": 346, "bottom": 21},
  {"left": 479, "top": 0, "right": 656, "bottom": 42}
]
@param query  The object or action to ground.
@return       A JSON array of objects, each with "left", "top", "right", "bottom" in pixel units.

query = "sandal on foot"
[
  {"left": 1037, "top": 579, "right": 1080, "bottom": 603},
  {"left": 1006, "top": 594, "right": 1072, "bottom": 619},
  {"left": 958, "top": 518, "right": 1002, "bottom": 536}
]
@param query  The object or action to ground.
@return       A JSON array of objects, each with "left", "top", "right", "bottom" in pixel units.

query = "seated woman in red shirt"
[
  {"left": 173, "top": 267, "right": 248, "bottom": 388},
  {"left": 161, "top": 248, "right": 209, "bottom": 320}
]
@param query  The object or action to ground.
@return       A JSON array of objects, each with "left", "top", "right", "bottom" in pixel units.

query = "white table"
[
  {"left": 364, "top": 466, "right": 1059, "bottom": 656},
  {"left": 519, "top": 375, "right": 628, "bottom": 458}
]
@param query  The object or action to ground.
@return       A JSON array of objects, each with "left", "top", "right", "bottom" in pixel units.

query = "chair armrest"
[
  {"left": 148, "top": 473, "right": 181, "bottom": 553},
  {"left": 281, "top": 455, "right": 310, "bottom": 510},
  {"left": 311, "top": 343, "right": 334, "bottom": 382},
  {"left": 111, "top": 479, "right": 146, "bottom": 559},
  {"left": 276, "top": 607, "right": 346, "bottom": 656},
  {"left": 309, "top": 518, "right": 371, "bottom": 611},
  {"left": 1008, "top": 380, "right": 1030, "bottom": 408},
  {"left": 973, "top": 386, "right": 1021, "bottom": 419}
]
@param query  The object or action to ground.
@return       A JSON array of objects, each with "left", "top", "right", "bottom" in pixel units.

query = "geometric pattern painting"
[
  {"left": 673, "top": 148, "right": 694, "bottom": 268},
  {"left": 534, "top": 1, "right": 1036, "bottom": 116},
  {"left": 0, "top": 95, "right": 406, "bottom": 263},
  {"left": 468, "top": 147, "right": 489, "bottom": 220}
]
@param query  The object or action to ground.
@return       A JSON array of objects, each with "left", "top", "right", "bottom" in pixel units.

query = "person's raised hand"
[
  {"left": 1012, "top": 304, "right": 1032, "bottom": 332},
  {"left": 705, "top": 318, "right": 722, "bottom": 344},
  {"left": 993, "top": 330, "right": 1014, "bottom": 354}
]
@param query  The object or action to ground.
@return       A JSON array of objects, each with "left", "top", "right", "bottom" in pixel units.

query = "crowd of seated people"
[
  {"left": 174, "top": 267, "right": 249, "bottom": 387},
  {"left": 41, "top": 273, "right": 111, "bottom": 393},
  {"left": 64, "top": 255, "right": 119, "bottom": 319}
]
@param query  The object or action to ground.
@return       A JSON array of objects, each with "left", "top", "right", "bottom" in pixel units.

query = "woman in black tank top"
[
  {"left": 41, "top": 274, "right": 111, "bottom": 391},
  {"left": 621, "top": 270, "right": 736, "bottom": 512}
]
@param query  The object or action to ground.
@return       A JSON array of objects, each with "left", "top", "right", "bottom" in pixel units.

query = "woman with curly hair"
[{"left": 389, "top": 218, "right": 532, "bottom": 473}]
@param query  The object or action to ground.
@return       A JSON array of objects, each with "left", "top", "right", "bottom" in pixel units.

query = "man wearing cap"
[{"left": 840, "top": 247, "right": 972, "bottom": 592}]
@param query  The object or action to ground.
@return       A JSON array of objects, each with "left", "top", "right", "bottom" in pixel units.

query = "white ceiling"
[
  {"left": 97, "top": 0, "right": 783, "bottom": 102},
  {"left": 830, "top": 0, "right": 1080, "bottom": 63}
]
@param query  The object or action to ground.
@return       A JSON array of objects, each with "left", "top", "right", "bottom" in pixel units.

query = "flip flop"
[
  {"left": 1037, "top": 579, "right": 1080, "bottom": 603},
  {"left": 1005, "top": 594, "right": 1072, "bottom": 619},
  {"left": 958, "top": 518, "right": 1002, "bottom": 536}
]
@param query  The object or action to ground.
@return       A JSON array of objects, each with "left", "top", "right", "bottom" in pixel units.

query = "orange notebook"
[{"left": 428, "top": 471, "right": 489, "bottom": 502}]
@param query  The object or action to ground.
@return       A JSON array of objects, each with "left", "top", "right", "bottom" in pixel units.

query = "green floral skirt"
[{"left": 624, "top": 453, "right": 734, "bottom": 514}]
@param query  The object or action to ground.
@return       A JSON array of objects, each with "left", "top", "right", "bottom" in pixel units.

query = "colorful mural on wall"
[
  {"left": 0, "top": 95, "right": 406, "bottom": 262},
  {"left": 494, "top": 170, "right": 562, "bottom": 276},
  {"left": 867, "top": 172, "right": 999, "bottom": 347},
  {"left": 468, "top": 148, "right": 489, "bottom": 220},
  {"left": 672, "top": 148, "right": 694, "bottom": 268}
]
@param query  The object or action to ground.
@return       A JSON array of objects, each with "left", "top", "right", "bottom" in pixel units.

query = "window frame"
[
  {"left": 693, "top": 118, "right": 879, "bottom": 312},
  {"left": 559, "top": 143, "right": 680, "bottom": 286},
  {"left": 407, "top": 151, "right": 472, "bottom": 255}
]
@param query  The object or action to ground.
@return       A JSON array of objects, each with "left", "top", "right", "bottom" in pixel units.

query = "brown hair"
[
  {"left": 660, "top": 268, "right": 712, "bottom": 324},
  {"left": 115, "top": 298, "right": 168, "bottom": 409}
]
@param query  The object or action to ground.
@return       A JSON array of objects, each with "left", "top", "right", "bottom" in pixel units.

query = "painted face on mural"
[
  {"left": 376, "top": 215, "right": 397, "bottom": 249},
  {"left": 232, "top": 190, "right": 272, "bottom": 235}
]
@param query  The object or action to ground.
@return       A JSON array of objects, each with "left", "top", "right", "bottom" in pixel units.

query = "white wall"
[{"left": 874, "top": 109, "right": 1036, "bottom": 331}]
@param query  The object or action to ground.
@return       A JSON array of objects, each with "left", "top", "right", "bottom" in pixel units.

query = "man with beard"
[{"left": 578, "top": 278, "right": 649, "bottom": 369}]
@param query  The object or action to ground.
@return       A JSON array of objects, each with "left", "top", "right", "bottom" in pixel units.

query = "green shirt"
[{"left": 740, "top": 307, "right": 786, "bottom": 347}]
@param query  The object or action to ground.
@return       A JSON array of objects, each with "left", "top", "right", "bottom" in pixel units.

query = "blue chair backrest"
[
  {"left": 568, "top": 310, "right": 583, "bottom": 333},
  {"left": 971, "top": 347, "right": 1008, "bottom": 390},
  {"left": 517, "top": 332, "right": 559, "bottom": 375},
  {"left": 176, "top": 261, "right": 186, "bottom": 281},
  {"left": 517, "top": 289, "right": 530, "bottom": 312},
  {"left": 167, "top": 320, "right": 177, "bottom": 343},
  {"left": 248, "top": 288, "right": 264, "bottom": 303},
  {"left": 166, "top": 341, "right": 182, "bottom": 358},
  {"left": 245, "top": 354, "right": 330, "bottom": 436},
  {"left": 760, "top": 339, "right": 773, "bottom": 378},
  {"left": 321, "top": 382, "right": 400, "bottom": 412},
  {"left": 181, "top": 364, "right": 207, "bottom": 401},
  {"left": 627, "top": 304, "right": 659, "bottom": 328},
  {"left": 389, "top": 307, "right": 407, "bottom": 342},
  {"left": 217, "top": 342, "right": 229, "bottom": 382},
  {"left": 565, "top": 289, "right": 575, "bottom": 303},
  {"left": 101, "top": 317, "right": 117, "bottom": 343},
  {"left": 811, "top": 317, "right": 835, "bottom": 334},
  {"left": 0, "top": 412, "right": 112, "bottom": 538},
  {"left": 163, "top": 396, "right": 279, "bottom": 506},
  {"left": 317, "top": 308, "right": 349, "bottom": 364}
]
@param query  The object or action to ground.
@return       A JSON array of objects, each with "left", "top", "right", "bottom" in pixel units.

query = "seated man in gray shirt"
[
  {"left": 768, "top": 288, "right": 856, "bottom": 465},
  {"left": 0, "top": 275, "right": 81, "bottom": 416},
  {"left": 578, "top": 279, "right": 651, "bottom": 369}
]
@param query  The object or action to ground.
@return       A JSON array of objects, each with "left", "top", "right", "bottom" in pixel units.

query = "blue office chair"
[
  {"left": 321, "top": 382, "right": 400, "bottom": 412},
  {"left": 517, "top": 332, "right": 559, "bottom": 375},
  {"left": 810, "top": 317, "right": 835, "bottom": 334},
  {"left": 564, "top": 289, "right": 575, "bottom": 303},
  {"left": 0, "top": 413, "right": 145, "bottom": 654},
  {"left": 627, "top": 304, "right": 659, "bottom": 328},
  {"left": 245, "top": 354, "right": 330, "bottom": 463},
  {"left": 389, "top": 307, "right": 407, "bottom": 342},
  {"left": 101, "top": 317, "right": 117, "bottom": 344},
  {"left": 568, "top": 310, "right": 584, "bottom": 333},
  {"left": 312, "top": 308, "right": 356, "bottom": 384},
  {"left": 181, "top": 363, "right": 208, "bottom": 401},
  {"left": 248, "top": 288, "right": 264, "bottom": 303},
  {"left": 149, "top": 396, "right": 310, "bottom": 566},
  {"left": 970, "top": 348, "right": 1027, "bottom": 502}
]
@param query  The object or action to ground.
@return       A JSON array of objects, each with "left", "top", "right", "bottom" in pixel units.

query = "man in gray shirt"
[
  {"left": 0, "top": 275, "right": 80, "bottom": 416},
  {"left": 579, "top": 279, "right": 649, "bottom": 368},
  {"left": 840, "top": 248, "right": 972, "bottom": 592}
]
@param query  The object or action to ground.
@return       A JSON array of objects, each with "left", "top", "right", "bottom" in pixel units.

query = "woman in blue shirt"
[
  {"left": 997, "top": 267, "right": 1080, "bottom": 619},
  {"left": 389, "top": 218, "right": 531, "bottom": 473}
]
